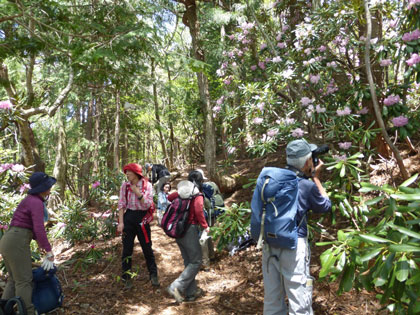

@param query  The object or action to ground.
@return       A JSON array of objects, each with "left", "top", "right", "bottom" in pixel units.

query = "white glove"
[
  {"left": 41, "top": 252, "right": 55, "bottom": 271},
  {"left": 199, "top": 230, "right": 210, "bottom": 245}
]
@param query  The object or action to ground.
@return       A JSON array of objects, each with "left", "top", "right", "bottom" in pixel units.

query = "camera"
[{"left": 312, "top": 144, "right": 330, "bottom": 166}]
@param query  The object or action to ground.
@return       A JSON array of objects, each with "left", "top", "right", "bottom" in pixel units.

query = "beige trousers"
[{"left": 0, "top": 226, "right": 35, "bottom": 315}]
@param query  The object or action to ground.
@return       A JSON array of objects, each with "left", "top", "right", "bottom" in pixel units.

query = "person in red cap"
[{"left": 117, "top": 163, "right": 159, "bottom": 289}]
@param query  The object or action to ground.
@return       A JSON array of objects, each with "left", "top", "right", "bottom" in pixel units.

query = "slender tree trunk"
[
  {"left": 92, "top": 96, "right": 101, "bottom": 176},
  {"left": 82, "top": 94, "right": 94, "bottom": 199},
  {"left": 166, "top": 61, "right": 174, "bottom": 170},
  {"left": 49, "top": 109, "right": 67, "bottom": 209},
  {"left": 113, "top": 89, "right": 121, "bottom": 171},
  {"left": 16, "top": 119, "right": 45, "bottom": 172},
  {"left": 180, "top": 0, "right": 217, "bottom": 178},
  {"left": 151, "top": 58, "right": 168, "bottom": 164}
]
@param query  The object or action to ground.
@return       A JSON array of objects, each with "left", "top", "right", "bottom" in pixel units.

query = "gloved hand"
[
  {"left": 199, "top": 230, "right": 210, "bottom": 245},
  {"left": 41, "top": 251, "right": 55, "bottom": 271}
]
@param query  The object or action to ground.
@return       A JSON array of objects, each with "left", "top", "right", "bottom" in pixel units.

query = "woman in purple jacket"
[{"left": 0, "top": 172, "right": 56, "bottom": 315}]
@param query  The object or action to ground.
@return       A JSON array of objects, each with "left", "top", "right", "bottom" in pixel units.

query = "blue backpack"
[
  {"left": 251, "top": 167, "right": 300, "bottom": 249},
  {"left": 32, "top": 267, "right": 64, "bottom": 314}
]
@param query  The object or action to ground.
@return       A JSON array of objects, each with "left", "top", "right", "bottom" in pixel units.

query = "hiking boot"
[
  {"left": 150, "top": 274, "right": 160, "bottom": 287},
  {"left": 185, "top": 288, "right": 204, "bottom": 302},
  {"left": 166, "top": 286, "right": 184, "bottom": 303},
  {"left": 122, "top": 278, "right": 133, "bottom": 290}
]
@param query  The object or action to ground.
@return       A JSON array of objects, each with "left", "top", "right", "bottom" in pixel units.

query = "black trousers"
[{"left": 122, "top": 209, "right": 157, "bottom": 279}]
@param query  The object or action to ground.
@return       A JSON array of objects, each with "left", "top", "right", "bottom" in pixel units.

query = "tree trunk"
[
  {"left": 180, "top": 0, "right": 217, "bottom": 179},
  {"left": 92, "top": 96, "right": 101, "bottom": 176},
  {"left": 113, "top": 89, "right": 121, "bottom": 171},
  {"left": 49, "top": 108, "right": 67, "bottom": 209},
  {"left": 151, "top": 58, "right": 168, "bottom": 165},
  {"left": 16, "top": 119, "right": 45, "bottom": 172},
  {"left": 166, "top": 61, "right": 175, "bottom": 170},
  {"left": 81, "top": 94, "right": 94, "bottom": 199}
]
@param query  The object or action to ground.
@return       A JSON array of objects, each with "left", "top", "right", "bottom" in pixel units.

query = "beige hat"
[
  {"left": 177, "top": 180, "right": 199, "bottom": 198},
  {"left": 196, "top": 169, "right": 208, "bottom": 180}
]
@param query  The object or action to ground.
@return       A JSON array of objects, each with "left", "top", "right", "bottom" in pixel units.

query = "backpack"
[
  {"left": 161, "top": 180, "right": 201, "bottom": 239},
  {"left": 0, "top": 297, "right": 27, "bottom": 315},
  {"left": 202, "top": 182, "right": 224, "bottom": 225},
  {"left": 251, "top": 167, "right": 300, "bottom": 250},
  {"left": 32, "top": 266, "right": 63, "bottom": 314}
]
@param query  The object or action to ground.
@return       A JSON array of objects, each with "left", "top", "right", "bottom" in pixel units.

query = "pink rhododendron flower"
[
  {"left": 383, "top": 95, "right": 401, "bottom": 106},
  {"left": 339, "top": 142, "right": 352, "bottom": 150},
  {"left": 408, "top": 0, "right": 420, "bottom": 9},
  {"left": 11, "top": 164, "right": 25, "bottom": 172},
  {"left": 304, "top": 48, "right": 312, "bottom": 55},
  {"left": 282, "top": 25, "right": 289, "bottom": 32},
  {"left": 291, "top": 128, "right": 304, "bottom": 138},
  {"left": 277, "top": 42, "right": 286, "bottom": 49},
  {"left": 380, "top": 59, "right": 392, "bottom": 67},
  {"left": 260, "top": 43, "right": 267, "bottom": 50},
  {"left": 315, "top": 105, "right": 326, "bottom": 113},
  {"left": 0, "top": 100, "right": 13, "bottom": 110},
  {"left": 250, "top": 65, "right": 257, "bottom": 71},
  {"left": 267, "top": 129, "right": 279, "bottom": 137},
  {"left": 327, "top": 61, "right": 337, "bottom": 68},
  {"left": 406, "top": 53, "right": 420, "bottom": 66},
  {"left": 90, "top": 244, "right": 96, "bottom": 249},
  {"left": 0, "top": 163, "right": 12, "bottom": 174},
  {"left": 216, "top": 97, "right": 224, "bottom": 105},
  {"left": 318, "top": 45, "right": 327, "bottom": 52},
  {"left": 334, "top": 154, "right": 347, "bottom": 161},
  {"left": 213, "top": 105, "right": 222, "bottom": 113},
  {"left": 357, "top": 107, "right": 369, "bottom": 114},
  {"left": 56, "top": 222, "right": 66, "bottom": 229},
  {"left": 240, "top": 22, "right": 254, "bottom": 30},
  {"left": 272, "top": 56, "right": 281, "bottom": 63},
  {"left": 19, "top": 183, "right": 31, "bottom": 194},
  {"left": 392, "top": 116, "right": 409, "bottom": 127},
  {"left": 257, "top": 102, "right": 265, "bottom": 111},
  {"left": 276, "top": 34, "right": 282, "bottom": 41},
  {"left": 253, "top": 117, "right": 263, "bottom": 125},
  {"left": 223, "top": 78, "right": 231, "bottom": 85},
  {"left": 402, "top": 29, "right": 420, "bottom": 42},
  {"left": 300, "top": 97, "right": 313, "bottom": 106},
  {"left": 258, "top": 61, "right": 266, "bottom": 70},
  {"left": 309, "top": 74, "right": 320, "bottom": 84},
  {"left": 92, "top": 181, "right": 101, "bottom": 189},
  {"left": 228, "top": 34, "right": 235, "bottom": 40},
  {"left": 227, "top": 147, "right": 236, "bottom": 155},
  {"left": 284, "top": 118, "right": 295, "bottom": 125},
  {"left": 337, "top": 107, "right": 351, "bottom": 116}
]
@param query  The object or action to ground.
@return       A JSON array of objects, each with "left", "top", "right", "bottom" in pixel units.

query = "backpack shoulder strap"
[{"left": 256, "top": 178, "right": 270, "bottom": 249}]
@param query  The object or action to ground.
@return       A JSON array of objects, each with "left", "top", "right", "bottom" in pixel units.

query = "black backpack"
[{"left": 0, "top": 297, "right": 27, "bottom": 315}]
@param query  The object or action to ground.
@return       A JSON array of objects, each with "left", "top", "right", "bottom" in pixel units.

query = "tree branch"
[
  {"left": 363, "top": 0, "right": 409, "bottom": 180},
  {"left": 0, "top": 13, "right": 23, "bottom": 23}
]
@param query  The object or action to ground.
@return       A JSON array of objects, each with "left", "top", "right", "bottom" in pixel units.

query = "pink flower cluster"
[
  {"left": 338, "top": 142, "right": 352, "bottom": 150},
  {"left": 213, "top": 105, "right": 222, "bottom": 113},
  {"left": 402, "top": 29, "right": 420, "bottom": 42},
  {"left": 216, "top": 96, "right": 224, "bottom": 105},
  {"left": 316, "top": 105, "right": 326, "bottom": 113},
  {"left": 334, "top": 154, "right": 347, "bottom": 161},
  {"left": 380, "top": 59, "right": 392, "bottom": 67},
  {"left": 291, "top": 128, "right": 304, "bottom": 138},
  {"left": 383, "top": 94, "right": 401, "bottom": 106},
  {"left": 408, "top": 0, "right": 420, "bottom": 9},
  {"left": 392, "top": 116, "right": 409, "bottom": 127},
  {"left": 406, "top": 53, "right": 420, "bottom": 67},
  {"left": 300, "top": 97, "right": 313, "bottom": 106},
  {"left": 337, "top": 107, "right": 351, "bottom": 116},
  {"left": 19, "top": 183, "right": 31, "bottom": 194},
  {"left": 227, "top": 146, "right": 236, "bottom": 155},
  {"left": 0, "top": 100, "right": 13, "bottom": 110},
  {"left": 92, "top": 181, "right": 100, "bottom": 189},
  {"left": 253, "top": 117, "right": 263, "bottom": 125},
  {"left": 267, "top": 129, "right": 279, "bottom": 137},
  {"left": 357, "top": 107, "right": 369, "bottom": 115},
  {"left": 0, "top": 163, "right": 25, "bottom": 174},
  {"left": 0, "top": 224, "right": 9, "bottom": 230},
  {"left": 325, "top": 80, "right": 339, "bottom": 95},
  {"left": 309, "top": 74, "right": 320, "bottom": 84}
]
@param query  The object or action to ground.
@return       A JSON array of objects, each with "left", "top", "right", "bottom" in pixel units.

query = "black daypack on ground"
[{"left": 0, "top": 297, "right": 27, "bottom": 315}]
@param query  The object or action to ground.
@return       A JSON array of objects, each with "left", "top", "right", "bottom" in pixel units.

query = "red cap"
[{"left": 123, "top": 163, "right": 143, "bottom": 177}]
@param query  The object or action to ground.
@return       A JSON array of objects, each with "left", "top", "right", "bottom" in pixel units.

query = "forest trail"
[{"left": 53, "top": 213, "right": 381, "bottom": 315}]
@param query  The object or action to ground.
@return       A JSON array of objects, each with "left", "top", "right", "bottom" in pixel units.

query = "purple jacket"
[{"left": 10, "top": 194, "right": 52, "bottom": 252}]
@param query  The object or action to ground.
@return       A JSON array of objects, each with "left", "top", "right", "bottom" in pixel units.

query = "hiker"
[
  {"left": 0, "top": 172, "right": 56, "bottom": 315},
  {"left": 166, "top": 170, "right": 210, "bottom": 303},
  {"left": 197, "top": 169, "right": 224, "bottom": 270},
  {"left": 144, "top": 163, "right": 171, "bottom": 194},
  {"left": 117, "top": 163, "right": 159, "bottom": 289},
  {"left": 157, "top": 182, "right": 171, "bottom": 225},
  {"left": 262, "top": 139, "right": 332, "bottom": 314}
]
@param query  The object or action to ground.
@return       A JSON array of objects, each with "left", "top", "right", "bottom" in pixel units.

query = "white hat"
[
  {"left": 196, "top": 169, "right": 208, "bottom": 180},
  {"left": 177, "top": 180, "right": 199, "bottom": 198}
]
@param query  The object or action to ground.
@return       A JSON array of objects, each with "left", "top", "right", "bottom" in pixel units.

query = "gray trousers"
[
  {"left": 0, "top": 226, "right": 35, "bottom": 315},
  {"left": 169, "top": 224, "right": 202, "bottom": 297},
  {"left": 201, "top": 236, "right": 215, "bottom": 267},
  {"left": 262, "top": 238, "right": 314, "bottom": 315}
]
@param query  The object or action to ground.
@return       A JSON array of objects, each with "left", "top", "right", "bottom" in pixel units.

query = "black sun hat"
[{"left": 28, "top": 172, "right": 57, "bottom": 195}]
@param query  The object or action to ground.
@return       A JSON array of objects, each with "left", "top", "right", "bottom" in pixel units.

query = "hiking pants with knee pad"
[{"left": 262, "top": 237, "right": 314, "bottom": 315}]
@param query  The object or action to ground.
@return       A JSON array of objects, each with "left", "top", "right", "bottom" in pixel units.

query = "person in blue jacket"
[{"left": 263, "top": 139, "right": 332, "bottom": 315}]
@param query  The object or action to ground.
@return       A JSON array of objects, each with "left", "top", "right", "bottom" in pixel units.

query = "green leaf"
[
  {"left": 359, "top": 182, "right": 382, "bottom": 193},
  {"left": 340, "top": 264, "right": 355, "bottom": 292},
  {"left": 337, "top": 230, "right": 346, "bottom": 242},
  {"left": 390, "top": 193, "right": 420, "bottom": 201},
  {"left": 364, "top": 195, "right": 385, "bottom": 206},
  {"left": 395, "top": 256, "right": 409, "bottom": 282},
  {"left": 389, "top": 244, "right": 420, "bottom": 253},
  {"left": 359, "top": 234, "right": 391, "bottom": 243},
  {"left": 360, "top": 248, "right": 382, "bottom": 262},
  {"left": 400, "top": 174, "right": 419, "bottom": 187},
  {"left": 388, "top": 223, "right": 420, "bottom": 240},
  {"left": 406, "top": 270, "right": 420, "bottom": 285},
  {"left": 340, "top": 165, "right": 346, "bottom": 177}
]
